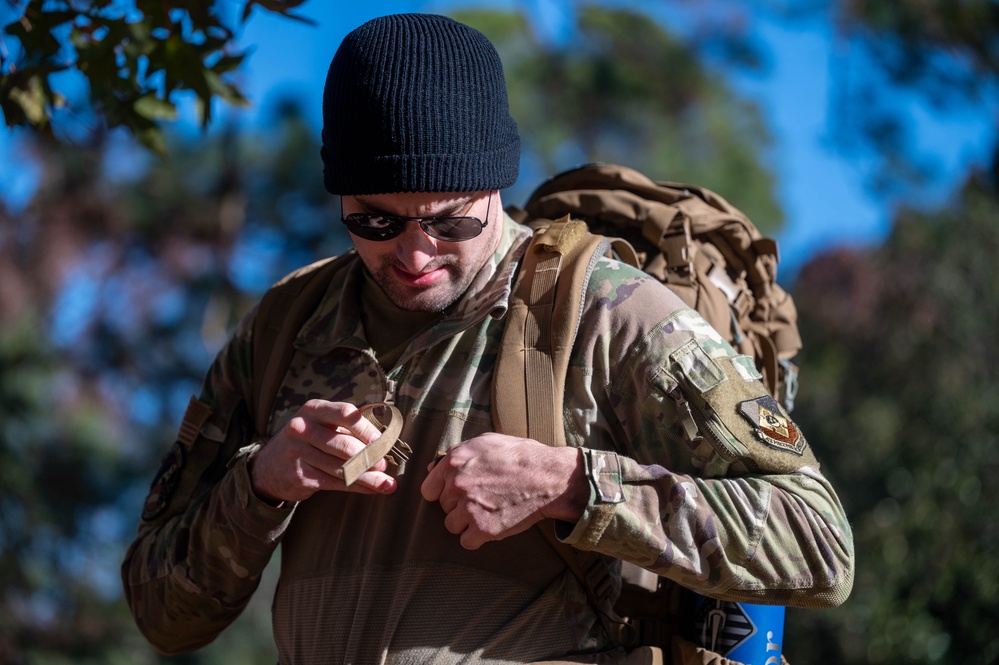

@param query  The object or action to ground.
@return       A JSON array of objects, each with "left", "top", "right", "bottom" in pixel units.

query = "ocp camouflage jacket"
[{"left": 122, "top": 217, "right": 853, "bottom": 664}]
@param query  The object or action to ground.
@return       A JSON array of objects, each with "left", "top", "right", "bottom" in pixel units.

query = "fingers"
[
  {"left": 422, "top": 448, "right": 495, "bottom": 550},
  {"left": 289, "top": 401, "right": 402, "bottom": 474},
  {"left": 421, "top": 455, "right": 447, "bottom": 502},
  {"left": 420, "top": 435, "right": 568, "bottom": 550},
  {"left": 438, "top": 496, "right": 524, "bottom": 551},
  {"left": 251, "top": 434, "right": 397, "bottom": 503},
  {"left": 299, "top": 448, "right": 397, "bottom": 495},
  {"left": 442, "top": 507, "right": 483, "bottom": 551},
  {"left": 296, "top": 399, "right": 379, "bottom": 437},
  {"left": 293, "top": 401, "right": 398, "bottom": 490},
  {"left": 250, "top": 400, "right": 399, "bottom": 503},
  {"left": 423, "top": 453, "right": 476, "bottom": 545}
]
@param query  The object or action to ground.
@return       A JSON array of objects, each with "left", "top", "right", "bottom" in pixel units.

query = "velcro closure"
[{"left": 535, "top": 216, "right": 591, "bottom": 252}]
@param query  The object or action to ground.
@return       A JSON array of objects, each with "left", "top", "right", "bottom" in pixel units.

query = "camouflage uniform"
[{"left": 122, "top": 217, "right": 853, "bottom": 663}]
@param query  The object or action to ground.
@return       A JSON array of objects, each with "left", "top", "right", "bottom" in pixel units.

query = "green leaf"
[
  {"left": 204, "top": 70, "right": 249, "bottom": 106},
  {"left": 9, "top": 76, "right": 48, "bottom": 126},
  {"left": 212, "top": 53, "right": 247, "bottom": 75},
  {"left": 135, "top": 125, "right": 168, "bottom": 156},
  {"left": 127, "top": 20, "right": 153, "bottom": 46},
  {"left": 133, "top": 94, "right": 178, "bottom": 121}
]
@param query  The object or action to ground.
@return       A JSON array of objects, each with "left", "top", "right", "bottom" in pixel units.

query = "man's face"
[{"left": 341, "top": 190, "right": 502, "bottom": 313}]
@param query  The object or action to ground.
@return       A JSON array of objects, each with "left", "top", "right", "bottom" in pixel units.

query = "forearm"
[
  {"left": 561, "top": 450, "right": 853, "bottom": 608},
  {"left": 122, "top": 452, "right": 293, "bottom": 654}
]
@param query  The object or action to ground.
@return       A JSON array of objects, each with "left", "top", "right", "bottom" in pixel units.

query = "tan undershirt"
[{"left": 360, "top": 270, "right": 439, "bottom": 369}]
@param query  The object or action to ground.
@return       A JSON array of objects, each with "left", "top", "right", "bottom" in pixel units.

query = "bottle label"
[{"left": 690, "top": 596, "right": 785, "bottom": 665}]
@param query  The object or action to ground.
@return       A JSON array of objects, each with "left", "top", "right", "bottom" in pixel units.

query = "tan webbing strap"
[
  {"left": 610, "top": 237, "right": 641, "bottom": 272},
  {"left": 341, "top": 403, "right": 405, "bottom": 486},
  {"left": 493, "top": 217, "right": 615, "bottom": 446},
  {"left": 493, "top": 241, "right": 550, "bottom": 440},
  {"left": 251, "top": 254, "right": 351, "bottom": 439},
  {"left": 524, "top": 248, "right": 563, "bottom": 446}
]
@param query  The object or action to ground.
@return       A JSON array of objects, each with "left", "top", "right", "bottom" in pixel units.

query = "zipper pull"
[{"left": 673, "top": 391, "right": 701, "bottom": 443}]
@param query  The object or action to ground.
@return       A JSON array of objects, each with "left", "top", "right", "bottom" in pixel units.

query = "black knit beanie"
[{"left": 321, "top": 13, "right": 521, "bottom": 195}]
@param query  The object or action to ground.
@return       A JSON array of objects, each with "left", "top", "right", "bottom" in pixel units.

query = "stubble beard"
[{"left": 369, "top": 257, "right": 475, "bottom": 313}]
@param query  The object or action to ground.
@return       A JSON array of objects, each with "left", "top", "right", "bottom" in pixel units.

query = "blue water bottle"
[{"left": 689, "top": 594, "right": 785, "bottom": 665}]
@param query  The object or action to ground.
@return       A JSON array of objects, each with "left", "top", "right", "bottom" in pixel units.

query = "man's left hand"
[{"left": 421, "top": 434, "right": 587, "bottom": 550}]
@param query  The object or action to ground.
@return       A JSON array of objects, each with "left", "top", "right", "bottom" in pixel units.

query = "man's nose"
[{"left": 395, "top": 221, "right": 439, "bottom": 272}]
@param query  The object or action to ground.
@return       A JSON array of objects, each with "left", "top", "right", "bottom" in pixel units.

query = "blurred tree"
[
  {"left": 786, "top": 169, "right": 999, "bottom": 665},
  {"left": 769, "top": 0, "right": 999, "bottom": 197},
  {"left": 0, "top": 315, "right": 140, "bottom": 663},
  {"left": 0, "top": 0, "right": 312, "bottom": 154},
  {"left": 0, "top": 97, "right": 344, "bottom": 663},
  {"left": 452, "top": 5, "right": 785, "bottom": 234}
]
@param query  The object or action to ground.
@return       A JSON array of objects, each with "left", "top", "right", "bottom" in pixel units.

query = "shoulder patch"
[
  {"left": 738, "top": 395, "right": 805, "bottom": 456},
  {"left": 141, "top": 442, "right": 185, "bottom": 521}
]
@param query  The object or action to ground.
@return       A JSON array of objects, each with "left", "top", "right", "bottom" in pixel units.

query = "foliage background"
[{"left": 1, "top": 1, "right": 997, "bottom": 664}]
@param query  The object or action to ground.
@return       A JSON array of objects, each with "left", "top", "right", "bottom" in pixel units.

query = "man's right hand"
[{"left": 249, "top": 400, "right": 397, "bottom": 504}]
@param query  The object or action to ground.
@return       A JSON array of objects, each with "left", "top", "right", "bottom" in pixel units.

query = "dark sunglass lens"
[
  {"left": 342, "top": 213, "right": 484, "bottom": 242},
  {"left": 342, "top": 214, "right": 405, "bottom": 241},
  {"left": 423, "top": 217, "right": 482, "bottom": 241}
]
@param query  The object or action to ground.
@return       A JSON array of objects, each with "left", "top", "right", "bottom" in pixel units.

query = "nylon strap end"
[{"left": 341, "top": 403, "right": 404, "bottom": 486}]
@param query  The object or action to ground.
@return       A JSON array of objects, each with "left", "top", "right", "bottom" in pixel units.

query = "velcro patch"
[
  {"left": 670, "top": 339, "right": 725, "bottom": 394},
  {"left": 141, "top": 442, "right": 184, "bottom": 521},
  {"left": 738, "top": 395, "right": 805, "bottom": 456}
]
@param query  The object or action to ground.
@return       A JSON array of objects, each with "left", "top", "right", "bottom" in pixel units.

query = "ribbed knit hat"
[{"left": 321, "top": 13, "right": 521, "bottom": 195}]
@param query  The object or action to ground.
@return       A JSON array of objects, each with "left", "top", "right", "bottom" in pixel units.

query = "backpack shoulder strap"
[
  {"left": 494, "top": 216, "right": 646, "bottom": 644},
  {"left": 251, "top": 253, "right": 354, "bottom": 439},
  {"left": 492, "top": 216, "right": 631, "bottom": 446}
]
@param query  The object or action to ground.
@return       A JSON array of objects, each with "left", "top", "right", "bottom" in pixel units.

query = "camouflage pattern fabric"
[
  {"left": 121, "top": 216, "right": 853, "bottom": 663},
  {"left": 558, "top": 256, "right": 851, "bottom": 607}
]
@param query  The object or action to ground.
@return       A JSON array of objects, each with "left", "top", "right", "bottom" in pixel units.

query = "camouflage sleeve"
[
  {"left": 559, "top": 259, "right": 854, "bottom": 608},
  {"left": 121, "top": 309, "right": 295, "bottom": 654}
]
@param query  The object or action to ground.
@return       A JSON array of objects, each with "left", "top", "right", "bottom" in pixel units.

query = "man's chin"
[
  {"left": 379, "top": 266, "right": 466, "bottom": 313},
  {"left": 385, "top": 284, "right": 459, "bottom": 313}
]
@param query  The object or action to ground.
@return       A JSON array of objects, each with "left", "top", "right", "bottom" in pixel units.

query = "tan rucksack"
[
  {"left": 492, "top": 163, "right": 802, "bottom": 663},
  {"left": 504, "top": 162, "right": 801, "bottom": 413}
]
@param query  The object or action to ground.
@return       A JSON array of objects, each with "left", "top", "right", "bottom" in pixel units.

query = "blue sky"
[
  {"left": 1, "top": 0, "right": 993, "bottom": 279},
  {"left": 213, "top": 0, "right": 999, "bottom": 276}
]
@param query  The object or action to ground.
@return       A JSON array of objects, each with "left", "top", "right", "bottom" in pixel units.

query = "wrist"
[
  {"left": 248, "top": 457, "right": 288, "bottom": 509},
  {"left": 233, "top": 442, "right": 288, "bottom": 509},
  {"left": 541, "top": 447, "right": 588, "bottom": 523}
]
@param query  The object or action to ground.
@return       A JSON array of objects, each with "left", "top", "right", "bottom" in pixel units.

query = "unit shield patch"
[{"left": 738, "top": 395, "right": 805, "bottom": 456}]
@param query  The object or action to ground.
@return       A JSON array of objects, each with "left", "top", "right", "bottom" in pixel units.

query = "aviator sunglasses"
[{"left": 341, "top": 191, "right": 491, "bottom": 242}]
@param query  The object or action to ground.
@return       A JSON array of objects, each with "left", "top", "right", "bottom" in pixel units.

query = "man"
[{"left": 122, "top": 13, "right": 854, "bottom": 664}]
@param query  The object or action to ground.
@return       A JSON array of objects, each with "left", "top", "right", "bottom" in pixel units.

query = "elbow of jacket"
[
  {"left": 790, "top": 557, "right": 854, "bottom": 609},
  {"left": 123, "top": 574, "right": 229, "bottom": 655},
  {"left": 134, "top": 611, "right": 224, "bottom": 656},
  {"left": 822, "top": 559, "right": 855, "bottom": 608},
  {"left": 819, "top": 529, "right": 856, "bottom": 608}
]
